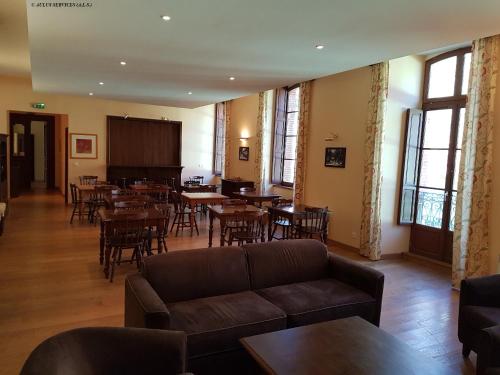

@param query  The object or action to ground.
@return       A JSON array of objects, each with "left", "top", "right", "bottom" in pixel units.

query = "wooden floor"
[{"left": 0, "top": 191, "right": 476, "bottom": 374}]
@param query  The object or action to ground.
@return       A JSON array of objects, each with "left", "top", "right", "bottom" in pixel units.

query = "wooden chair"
[
  {"left": 89, "top": 185, "right": 114, "bottom": 223},
  {"left": 147, "top": 204, "right": 171, "bottom": 254},
  {"left": 226, "top": 211, "right": 266, "bottom": 246},
  {"left": 69, "top": 183, "right": 92, "bottom": 224},
  {"left": 79, "top": 175, "right": 98, "bottom": 185},
  {"left": 107, "top": 214, "right": 147, "bottom": 282},
  {"left": 114, "top": 200, "right": 147, "bottom": 211},
  {"left": 270, "top": 198, "right": 294, "bottom": 240},
  {"left": 170, "top": 191, "right": 198, "bottom": 236},
  {"left": 298, "top": 207, "right": 329, "bottom": 243},
  {"left": 191, "top": 176, "right": 204, "bottom": 185}
]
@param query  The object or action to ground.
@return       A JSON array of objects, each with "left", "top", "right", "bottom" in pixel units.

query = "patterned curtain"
[
  {"left": 254, "top": 90, "right": 273, "bottom": 191},
  {"left": 452, "top": 36, "right": 498, "bottom": 288},
  {"left": 293, "top": 81, "right": 311, "bottom": 204},
  {"left": 223, "top": 100, "right": 232, "bottom": 179},
  {"left": 359, "top": 62, "right": 389, "bottom": 261}
]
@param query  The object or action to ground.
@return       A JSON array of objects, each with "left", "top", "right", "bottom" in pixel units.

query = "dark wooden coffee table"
[{"left": 240, "top": 317, "right": 455, "bottom": 375}]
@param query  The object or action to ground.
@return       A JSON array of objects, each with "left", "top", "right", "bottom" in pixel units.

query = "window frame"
[{"left": 272, "top": 84, "right": 300, "bottom": 188}]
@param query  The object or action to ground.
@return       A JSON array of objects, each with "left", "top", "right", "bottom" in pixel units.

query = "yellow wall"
[
  {"left": 0, "top": 76, "right": 215, "bottom": 197},
  {"left": 381, "top": 56, "right": 424, "bottom": 254}
]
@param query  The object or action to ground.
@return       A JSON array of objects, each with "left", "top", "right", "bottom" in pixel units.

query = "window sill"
[{"left": 271, "top": 184, "right": 293, "bottom": 190}]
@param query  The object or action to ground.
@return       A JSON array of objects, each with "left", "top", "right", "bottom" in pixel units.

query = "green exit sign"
[{"left": 31, "top": 103, "right": 46, "bottom": 109}]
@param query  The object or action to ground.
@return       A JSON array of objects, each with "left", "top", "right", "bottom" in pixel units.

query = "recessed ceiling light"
[
  {"left": 161, "top": 15, "right": 171, "bottom": 21},
  {"left": 89, "top": 92, "right": 94, "bottom": 96},
  {"left": 315, "top": 44, "right": 325, "bottom": 50},
  {"left": 99, "top": 82, "right": 104, "bottom": 85},
  {"left": 188, "top": 92, "right": 193, "bottom": 95},
  {"left": 120, "top": 61, "right": 126, "bottom": 66},
  {"left": 229, "top": 76, "right": 235, "bottom": 81}
]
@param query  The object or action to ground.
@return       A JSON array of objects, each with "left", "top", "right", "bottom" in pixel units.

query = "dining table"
[
  {"left": 97, "top": 208, "right": 166, "bottom": 277},
  {"left": 181, "top": 184, "right": 217, "bottom": 193},
  {"left": 181, "top": 192, "right": 228, "bottom": 236},
  {"left": 207, "top": 204, "right": 267, "bottom": 247},
  {"left": 128, "top": 184, "right": 170, "bottom": 194},
  {"left": 76, "top": 184, "right": 118, "bottom": 200},
  {"left": 266, "top": 204, "right": 314, "bottom": 241},
  {"left": 232, "top": 190, "right": 282, "bottom": 207}
]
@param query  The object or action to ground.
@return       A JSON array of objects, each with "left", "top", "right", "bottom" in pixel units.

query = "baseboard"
[
  {"left": 403, "top": 252, "right": 452, "bottom": 269},
  {"left": 327, "top": 239, "right": 359, "bottom": 253},
  {"left": 380, "top": 252, "right": 404, "bottom": 260}
]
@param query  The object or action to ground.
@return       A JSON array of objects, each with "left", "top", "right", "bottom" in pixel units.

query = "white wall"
[
  {"left": 380, "top": 56, "right": 424, "bottom": 254},
  {"left": 31, "top": 120, "right": 45, "bottom": 182}
]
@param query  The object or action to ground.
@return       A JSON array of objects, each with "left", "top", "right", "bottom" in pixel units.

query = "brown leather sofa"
[
  {"left": 20, "top": 327, "right": 187, "bottom": 375},
  {"left": 125, "top": 239, "right": 385, "bottom": 373},
  {"left": 459, "top": 274, "right": 500, "bottom": 374}
]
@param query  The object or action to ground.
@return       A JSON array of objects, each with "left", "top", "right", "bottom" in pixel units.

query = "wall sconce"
[
  {"left": 324, "top": 132, "right": 339, "bottom": 142},
  {"left": 239, "top": 136, "right": 250, "bottom": 141}
]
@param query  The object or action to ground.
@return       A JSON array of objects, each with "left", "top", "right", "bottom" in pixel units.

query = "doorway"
[{"left": 9, "top": 113, "right": 55, "bottom": 197}]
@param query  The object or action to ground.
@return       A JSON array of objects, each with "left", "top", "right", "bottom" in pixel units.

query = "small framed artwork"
[
  {"left": 325, "top": 147, "right": 346, "bottom": 168},
  {"left": 70, "top": 133, "right": 98, "bottom": 159},
  {"left": 239, "top": 146, "right": 250, "bottom": 161}
]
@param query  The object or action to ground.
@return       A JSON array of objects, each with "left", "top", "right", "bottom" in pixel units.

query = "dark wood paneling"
[
  {"left": 0, "top": 135, "right": 7, "bottom": 202},
  {"left": 107, "top": 116, "right": 181, "bottom": 167},
  {"left": 107, "top": 166, "right": 184, "bottom": 189}
]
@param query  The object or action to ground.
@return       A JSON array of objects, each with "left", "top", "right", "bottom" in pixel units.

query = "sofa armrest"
[
  {"left": 460, "top": 275, "right": 500, "bottom": 308},
  {"left": 125, "top": 273, "right": 171, "bottom": 329},
  {"left": 478, "top": 325, "right": 500, "bottom": 375},
  {"left": 328, "top": 253, "right": 385, "bottom": 326}
]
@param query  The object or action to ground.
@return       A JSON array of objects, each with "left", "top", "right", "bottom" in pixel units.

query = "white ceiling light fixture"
[
  {"left": 188, "top": 91, "right": 193, "bottom": 95},
  {"left": 89, "top": 92, "right": 93, "bottom": 96},
  {"left": 120, "top": 61, "right": 126, "bottom": 66},
  {"left": 229, "top": 76, "right": 235, "bottom": 81},
  {"left": 99, "top": 81, "right": 104, "bottom": 85},
  {"left": 315, "top": 44, "right": 325, "bottom": 50},
  {"left": 161, "top": 15, "right": 171, "bottom": 21}
]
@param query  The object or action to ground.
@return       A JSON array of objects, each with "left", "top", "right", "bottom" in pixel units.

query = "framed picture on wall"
[
  {"left": 324, "top": 147, "right": 346, "bottom": 168},
  {"left": 70, "top": 133, "right": 98, "bottom": 159},
  {"left": 239, "top": 146, "right": 250, "bottom": 161}
]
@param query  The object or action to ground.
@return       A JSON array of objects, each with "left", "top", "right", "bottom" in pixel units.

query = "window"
[
  {"left": 398, "top": 47, "right": 471, "bottom": 262},
  {"left": 272, "top": 85, "right": 300, "bottom": 186},
  {"left": 213, "top": 102, "right": 225, "bottom": 176}
]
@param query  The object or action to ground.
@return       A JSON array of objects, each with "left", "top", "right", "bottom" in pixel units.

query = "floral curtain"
[
  {"left": 452, "top": 36, "right": 498, "bottom": 288},
  {"left": 359, "top": 62, "right": 389, "bottom": 261},
  {"left": 254, "top": 90, "right": 274, "bottom": 191},
  {"left": 293, "top": 81, "right": 311, "bottom": 204},
  {"left": 222, "top": 100, "right": 232, "bottom": 179}
]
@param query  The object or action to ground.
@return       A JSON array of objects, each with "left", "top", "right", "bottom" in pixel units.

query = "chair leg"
[
  {"left": 70, "top": 205, "right": 77, "bottom": 224},
  {"left": 194, "top": 216, "right": 199, "bottom": 236},
  {"left": 462, "top": 345, "right": 471, "bottom": 358},
  {"left": 109, "top": 247, "right": 119, "bottom": 283}
]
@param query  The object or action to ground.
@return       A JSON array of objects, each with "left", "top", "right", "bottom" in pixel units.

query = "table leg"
[
  {"left": 220, "top": 219, "right": 225, "bottom": 247},
  {"left": 268, "top": 210, "right": 273, "bottom": 241},
  {"left": 208, "top": 211, "right": 214, "bottom": 248},
  {"left": 104, "top": 244, "right": 111, "bottom": 278},
  {"left": 189, "top": 203, "right": 196, "bottom": 237},
  {"left": 99, "top": 220, "right": 105, "bottom": 265}
]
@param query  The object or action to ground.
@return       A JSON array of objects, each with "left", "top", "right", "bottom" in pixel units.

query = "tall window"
[
  {"left": 398, "top": 47, "right": 471, "bottom": 263},
  {"left": 213, "top": 102, "right": 225, "bottom": 176},
  {"left": 272, "top": 85, "right": 300, "bottom": 186}
]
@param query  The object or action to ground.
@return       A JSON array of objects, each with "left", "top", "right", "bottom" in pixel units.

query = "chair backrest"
[
  {"left": 170, "top": 191, "right": 184, "bottom": 212},
  {"left": 91, "top": 185, "right": 114, "bottom": 201},
  {"left": 79, "top": 175, "right": 98, "bottom": 185},
  {"left": 243, "top": 239, "right": 329, "bottom": 289},
  {"left": 303, "top": 207, "right": 329, "bottom": 232},
  {"left": 191, "top": 175, "right": 204, "bottom": 184},
  {"left": 114, "top": 200, "right": 146, "bottom": 211},
  {"left": 155, "top": 204, "right": 171, "bottom": 233},
  {"left": 272, "top": 198, "right": 293, "bottom": 207},
  {"left": 70, "top": 183, "right": 78, "bottom": 204},
  {"left": 240, "top": 187, "right": 256, "bottom": 192},
  {"left": 222, "top": 199, "right": 247, "bottom": 206},
  {"left": 108, "top": 214, "right": 146, "bottom": 248},
  {"left": 142, "top": 246, "right": 250, "bottom": 303},
  {"left": 166, "top": 177, "right": 177, "bottom": 192},
  {"left": 233, "top": 211, "right": 266, "bottom": 238},
  {"left": 20, "top": 327, "right": 187, "bottom": 375}
]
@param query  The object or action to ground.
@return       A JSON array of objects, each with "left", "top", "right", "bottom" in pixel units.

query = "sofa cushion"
[
  {"left": 142, "top": 247, "right": 250, "bottom": 303},
  {"left": 168, "top": 291, "right": 286, "bottom": 358},
  {"left": 243, "top": 239, "right": 329, "bottom": 289},
  {"left": 462, "top": 306, "right": 500, "bottom": 330},
  {"left": 256, "top": 278, "right": 377, "bottom": 327}
]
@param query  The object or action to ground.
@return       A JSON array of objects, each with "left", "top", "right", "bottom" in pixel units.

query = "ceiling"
[{"left": 3, "top": 0, "right": 500, "bottom": 108}]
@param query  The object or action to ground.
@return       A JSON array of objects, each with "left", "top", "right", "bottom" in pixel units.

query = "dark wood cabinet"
[
  {"left": 221, "top": 178, "right": 255, "bottom": 198},
  {"left": 0, "top": 134, "right": 7, "bottom": 202}
]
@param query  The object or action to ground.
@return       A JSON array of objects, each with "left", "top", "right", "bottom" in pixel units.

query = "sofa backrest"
[
  {"left": 142, "top": 246, "right": 250, "bottom": 303},
  {"left": 243, "top": 239, "right": 329, "bottom": 290}
]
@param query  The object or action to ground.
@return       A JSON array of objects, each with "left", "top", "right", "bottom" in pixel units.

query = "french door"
[{"left": 410, "top": 104, "right": 465, "bottom": 263}]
